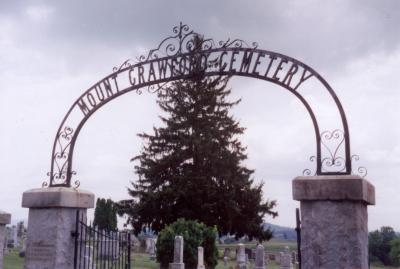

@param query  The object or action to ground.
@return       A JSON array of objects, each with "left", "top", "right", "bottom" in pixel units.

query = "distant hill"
[
  {"left": 219, "top": 223, "right": 298, "bottom": 244},
  {"left": 263, "top": 223, "right": 297, "bottom": 241}
]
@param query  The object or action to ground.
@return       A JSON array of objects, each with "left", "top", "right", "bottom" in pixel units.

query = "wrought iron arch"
[{"left": 45, "top": 23, "right": 366, "bottom": 188}]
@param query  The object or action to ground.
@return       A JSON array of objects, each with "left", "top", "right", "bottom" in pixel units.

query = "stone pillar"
[
  {"left": 254, "top": 244, "right": 265, "bottom": 269},
  {"left": 293, "top": 175, "right": 375, "bottom": 269},
  {"left": 170, "top": 235, "right": 184, "bottom": 269},
  {"left": 197, "top": 246, "right": 205, "bottom": 269},
  {"left": 0, "top": 210, "right": 11, "bottom": 269},
  {"left": 236, "top": 243, "right": 247, "bottom": 269},
  {"left": 22, "top": 187, "right": 94, "bottom": 269}
]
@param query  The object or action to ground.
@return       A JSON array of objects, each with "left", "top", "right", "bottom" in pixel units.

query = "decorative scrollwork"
[
  {"left": 48, "top": 126, "right": 76, "bottom": 186},
  {"left": 113, "top": 59, "right": 133, "bottom": 72},
  {"left": 302, "top": 129, "right": 351, "bottom": 175},
  {"left": 138, "top": 23, "right": 258, "bottom": 62},
  {"left": 73, "top": 178, "right": 80, "bottom": 189},
  {"left": 321, "top": 156, "right": 346, "bottom": 173},
  {"left": 351, "top": 155, "right": 367, "bottom": 178},
  {"left": 120, "top": 22, "right": 259, "bottom": 66},
  {"left": 60, "top": 126, "right": 73, "bottom": 140},
  {"left": 302, "top": 135, "right": 368, "bottom": 177},
  {"left": 147, "top": 82, "right": 169, "bottom": 94},
  {"left": 137, "top": 22, "right": 194, "bottom": 62},
  {"left": 218, "top": 38, "right": 258, "bottom": 49},
  {"left": 42, "top": 181, "right": 48, "bottom": 188},
  {"left": 320, "top": 129, "right": 346, "bottom": 173},
  {"left": 302, "top": 156, "right": 316, "bottom": 176}
]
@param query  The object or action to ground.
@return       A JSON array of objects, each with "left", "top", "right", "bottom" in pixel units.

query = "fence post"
[{"left": 128, "top": 233, "right": 131, "bottom": 269}]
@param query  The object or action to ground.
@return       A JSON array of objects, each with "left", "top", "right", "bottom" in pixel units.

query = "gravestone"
[
  {"left": 223, "top": 256, "right": 229, "bottom": 266},
  {"left": 149, "top": 238, "right": 156, "bottom": 260},
  {"left": 254, "top": 244, "right": 265, "bottom": 269},
  {"left": 279, "top": 247, "right": 293, "bottom": 269},
  {"left": 197, "top": 246, "right": 205, "bottom": 269},
  {"left": 2, "top": 233, "right": 7, "bottom": 255},
  {"left": 236, "top": 243, "right": 247, "bottom": 269},
  {"left": 170, "top": 235, "right": 184, "bottom": 269},
  {"left": 17, "top": 221, "right": 24, "bottom": 237},
  {"left": 12, "top": 225, "right": 18, "bottom": 248},
  {"left": 22, "top": 187, "right": 94, "bottom": 269},
  {"left": 291, "top": 251, "right": 297, "bottom": 265},
  {"left": 149, "top": 238, "right": 156, "bottom": 255},
  {"left": 145, "top": 237, "right": 152, "bottom": 253},
  {"left": 224, "top": 248, "right": 231, "bottom": 259},
  {"left": 293, "top": 175, "right": 375, "bottom": 269},
  {"left": 0, "top": 210, "right": 11, "bottom": 269}
]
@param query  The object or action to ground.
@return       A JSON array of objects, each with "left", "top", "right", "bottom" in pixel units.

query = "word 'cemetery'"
[{"left": 77, "top": 50, "right": 314, "bottom": 116}]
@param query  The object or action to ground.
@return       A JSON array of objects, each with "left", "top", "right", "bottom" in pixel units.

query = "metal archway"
[{"left": 45, "top": 23, "right": 365, "bottom": 187}]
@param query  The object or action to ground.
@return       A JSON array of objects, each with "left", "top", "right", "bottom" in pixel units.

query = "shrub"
[{"left": 156, "top": 219, "right": 218, "bottom": 269}]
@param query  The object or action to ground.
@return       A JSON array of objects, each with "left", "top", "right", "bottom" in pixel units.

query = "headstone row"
[
  {"left": 168, "top": 236, "right": 209, "bottom": 269},
  {"left": 0, "top": 210, "right": 11, "bottom": 269},
  {"left": 169, "top": 238, "right": 295, "bottom": 269},
  {"left": 233, "top": 243, "right": 296, "bottom": 269}
]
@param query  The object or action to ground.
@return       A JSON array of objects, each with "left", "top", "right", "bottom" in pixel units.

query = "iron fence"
[{"left": 72, "top": 211, "right": 131, "bottom": 269}]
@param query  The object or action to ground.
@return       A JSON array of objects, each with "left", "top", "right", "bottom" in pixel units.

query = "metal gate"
[{"left": 72, "top": 211, "right": 131, "bottom": 269}]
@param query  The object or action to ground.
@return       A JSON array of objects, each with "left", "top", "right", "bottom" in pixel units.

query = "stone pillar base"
[
  {"left": 0, "top": 210, "right": 11, "bottom": 269},
  {"left": 22, "top": 187, "right": 94, "bottom": 269},
  {"left": 293, "top": 175, "right": 375, "bottom": 269}
]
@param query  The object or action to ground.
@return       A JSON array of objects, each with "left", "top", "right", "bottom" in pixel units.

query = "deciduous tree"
[{"left": 369, "top": 226, "right": 397, "bottom": 265}]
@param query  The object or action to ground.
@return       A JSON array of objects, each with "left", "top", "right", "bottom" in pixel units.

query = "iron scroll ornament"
[{"left": 46, "top": 23, "right": 364, "bottom": 187}]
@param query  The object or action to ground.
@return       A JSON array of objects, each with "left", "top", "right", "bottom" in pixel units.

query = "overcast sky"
[{"left": 1, "top": 0, "right": 400, "bottom": 231}]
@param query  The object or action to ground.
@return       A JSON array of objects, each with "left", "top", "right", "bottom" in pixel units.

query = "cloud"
[
  {"left": 3, "top": 0, "right": 400, "bottom": 71},
  {"left": 25, "top": 4, "right": 54, "bottom": 22}
]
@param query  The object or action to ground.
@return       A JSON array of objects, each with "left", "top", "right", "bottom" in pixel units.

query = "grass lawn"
[
  {"left": 2, "top": 244, "right": 395, "bottom": 269},
  {"left": 132, "top": 252, "right": 286, "bottom": 269},
  {"left": 371, "top": 265, "right": 398, "bottom": 269},
  {"left": 133, "top": 252, "right": 159, "bottom": 269},
  {"left": 3, "top": 249, "right": 24, "bottom": 269}
]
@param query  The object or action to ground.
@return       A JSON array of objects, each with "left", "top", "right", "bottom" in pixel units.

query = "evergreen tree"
[
  {"left": 93, "top": 198, "right": 118, "bottom": 231},
  {"left": 127, "top": 36, "right": 277, "bottom": 240}
]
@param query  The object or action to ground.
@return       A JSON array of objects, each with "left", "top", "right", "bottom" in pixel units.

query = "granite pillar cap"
[
  {"left": 292, "top": 175, "right": 375, "bottom": 205},
  {"left": 22, "top": 187, "right": 95, "bottom": 209},
  {"left": 0, "top": 210, "right": 11, "bottom": 225}
]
